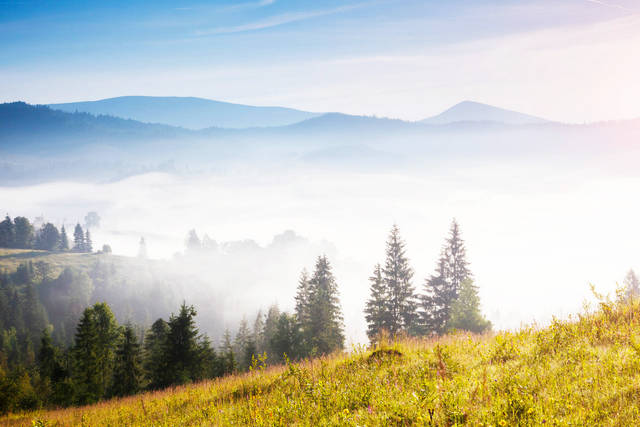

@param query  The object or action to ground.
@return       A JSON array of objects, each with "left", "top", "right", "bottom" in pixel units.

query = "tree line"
[
  {"left": 0, "top": 215, "right": 94, "bottom": 253},
  {"left": 365, "top": 220, "right": 491, "bottom": 342}
]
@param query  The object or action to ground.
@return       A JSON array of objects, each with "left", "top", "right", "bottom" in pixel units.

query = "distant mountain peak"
[{"left": 422, "top": 101, "right": 550, "bottom": 125}]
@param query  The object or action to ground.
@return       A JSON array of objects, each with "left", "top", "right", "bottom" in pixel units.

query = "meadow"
[{"left": 3, "top": 290, "right": 640, "bottom": 426}]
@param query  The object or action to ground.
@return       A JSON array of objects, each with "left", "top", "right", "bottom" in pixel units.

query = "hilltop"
[
  {"left": 48, "top": 96, "right": 320, "bottom": 130},
  {"left": 5, "top": 296, "right": 640, "bottom": 425}
]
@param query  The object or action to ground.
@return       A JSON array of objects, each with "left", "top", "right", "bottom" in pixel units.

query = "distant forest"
[{"left": 0, "top": 214, "right": 519, "bottom": 413}]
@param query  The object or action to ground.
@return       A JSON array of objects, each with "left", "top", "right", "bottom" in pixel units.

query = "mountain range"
[{"left": 45, "top": 96, "right": 553, "bottom": 130}]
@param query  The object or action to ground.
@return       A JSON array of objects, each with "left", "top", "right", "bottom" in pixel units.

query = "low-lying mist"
[{"left": 3, "top": 148, "right": 640, "bottom": 344}]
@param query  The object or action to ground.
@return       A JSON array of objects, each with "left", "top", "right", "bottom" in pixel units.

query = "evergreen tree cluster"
[
  {"left": 0, "top": 215, "right": 93, "bottom": 253},
  {"left": 228, "top": 255, "right": 346, "bottom": 371},
  {"left": 365, "top": 220, "right": 491, "bottom": 343},
  {"left": 0, "top": 299, "right": 235, "bottom": 413}
]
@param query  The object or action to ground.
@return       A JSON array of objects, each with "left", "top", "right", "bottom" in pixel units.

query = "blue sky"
[{"left": 2, "top": 0, "right": 640, "bottom": 121}]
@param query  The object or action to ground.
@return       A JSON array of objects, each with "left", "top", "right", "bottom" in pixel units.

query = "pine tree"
[
  {"left": 294, "top": 269, "right": 311, "bottom": 353},
  {"left": 252, "top": 309, "right": 265, "bottom": 355},
  {"left": 447, "top": 278, "right": 491, "bottom": 333},
  {"left": 269, "top": 313, "right": 303, "bottom": 362},
  {"left": 444, "top": 219, "right": 471, "bottom": 298},
  {"left": 382, "top": 225, "right": 417, "bottom": 336},
  {"left": 35, "top": 223, "right": 60, "bottom": 251},
  {"left": 234, "top": 317, "right": 251, "bottom": 370},
  {"left": 364, "top": 263, "right": 388, "bottom": 342},
  {"left": 420, "top": 220, "right": 473, "bottom": 335},
  {"left": 111, "top": 324, "right": 142, "bottom": 397},
  {"left": 306, "top": 255, "right": 344, "bottom": 355},
  {"left": 624, "top": 269, "right": 640, "bottom": 302},
  {"left": 185, "top": 229, "right": 201, "bottom": 252},
  {"left": 73, "top": 224, "right": 84, "bottom": 252},
  {"left": 13, "top": 217, "right": 34, "bottom": 249},
  {"left": 84, "top": 230, "right": 93, "bottom": 253},
  {"left": 164, "top": 303, "right": 200, "bottom": 385},
  {"left": 72, "top": 303, "right": 120, "bottom": 403},
  {"left": 0, "top": 215, "right": 14, "bottom": 248},
  {"left": 59, "top": 225, "right": 69, "bottom": 251},
  {"left": 262, "top": 305, "right": 281, "bottom": 360},
  {"left": 221, "top": 328, "right": 237, "bottom": 375},
  {"left": 142, "top": 318, "right": 169, "bottom": 389}
]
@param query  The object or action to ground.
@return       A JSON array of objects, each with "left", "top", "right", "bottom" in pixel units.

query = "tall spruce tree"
[
  {"left": 0, "top": 215, "right": 14, "bottom": 248},
  {"left": 444, "top": 219, "right": 471, "bottom": 298},
  {"left": 164, "top": 303, "right": 201, "bottom": 385},
  {"left": 420, "top": 220, "right": 473, "bottom": 335},
  {"left": 73, "top": 224, "right": 84, "bottom": 252},
  {"left": 220, "top": 328, "right": 237, "bottom": 375},
  {"left": 420, "top": 253, "right": 452, "bottom": 335},
  {"left": 364, "top": 263, "right": 388, "bottom": 342},
  {"left": 111, "top": 324, "right": 142, "bottom": 397},
  {"left": 59, "top": 225, "right": 69, "bottom": 251},
  {"left": 13, "top": 217, "right": 34, "bottom": 249},
  {"left": 294, "top": 269, "right": 311, "bottom": 354},
  {"left": 73, "top": 303, "right": 120, "bottom": 403},
  {"left": 382, "top": 225, "right": 417, "bottom": 336},
  {"left": 142, "top": 318, "right": 169, "bottom": 389},
  {"left": 306, "top": 255, "right": 344, "bottom": 355}
]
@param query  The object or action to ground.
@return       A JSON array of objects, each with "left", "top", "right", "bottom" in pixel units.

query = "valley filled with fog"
[{"left": 3, "top": 128, "right": 639, "bottom": 344}]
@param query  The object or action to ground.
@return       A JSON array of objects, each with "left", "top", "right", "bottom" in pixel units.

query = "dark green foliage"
[
  {"left": 220, "top": 329, "right": 237, "bottom": 375},
  {"left": 163, "top": 303, "right": 202, "bottom": 385},
  {"left": 73, "top": 223, "right": 84, "bottom": 252},
  {"left": 13, "top": 217, "right": 34, "bottom": 249},
  {"left": 142, "top": 318, "right": 169, "bottom": 389},
  {"left": 59, "top": 225, "right": 69, "bottom": 251},
  {"left": 364, "top": 264, "right": 387, "bottom": 342},
  {"left": 72, "top": 303, "right": 120, "bottom": 404},
  {"left": 269, "top": 313, "right": 303, "bottom": 362},
  {"left": 420, "top": 220, "right": 473, "bottom": 336},
  {"left": 305, "top": 255, "right": 344, "bottom": 355},
  {"left": 35, "top": 223, "right": 60, "bottom": 251},
  {"left": 382, "top": 225, "right": 417, "bottom": 336},
  {"left": 0, "top": 215, "right": 15, "bottom": 248},
  {"left": 111, "top": 324, "right": 142, "bottom": 397}
]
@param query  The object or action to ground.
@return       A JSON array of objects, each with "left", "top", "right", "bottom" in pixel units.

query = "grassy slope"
[{"left": 5, "top": 298, "right": 640, "bottom": 426}]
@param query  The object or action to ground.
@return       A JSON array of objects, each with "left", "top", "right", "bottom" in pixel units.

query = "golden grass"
[{"left": 5, "top": 296, "right": 640, "bottom": 426}]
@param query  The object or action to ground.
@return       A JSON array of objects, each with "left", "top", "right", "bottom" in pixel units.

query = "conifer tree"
[
  {"left": 13, "top": 217, "right": 33, "bottom": 249},
  {"left": 382, "top": 225, "right": 417, "bottom": 335},
  {"left": 234, "top": 317, "right": 251, "bottom": 369},
  {"left": 0, "top": 215, "right": 14, "bottom": 248},
  {"left": 365, "top": 263, "right": 388, "bottom": 342},
  {"left": 36, "top": 223, "right": 60, "bottom": 251},
  {"left": 306, "top": 255, "right": 344, "bottom": 354},
  {"left": 164, "top": 303, "right": 200, "bottom": 385},
  {"left": 59, "top": 225, "right": 69, "bottom": 251},
  {"left": 84, "top": 230, "right": 93, "bottom": 253},
  {"left": 262, "top": 305, "right": 281, "bottom": 359},
  {"left": 252, "top": 309, "right": 265, "bottom": 354},
  {"left": 420, "top": 254, "right": 451, "bottom": 335},
  {"left": 142, "top": 318, "right": 169, "bottom": 389},
  {"left": 444, "top": 219, "right": 471, "bottom": 298},
  {"left": 73, "top": 224, "right": 84, "bottom": 252},
  {"left": 447, "top": 279, "right": 491, "bottom": 333},
  {"left": 111, "top": 324, "right": 142, "bottom": 397},
  {"left": 221, "top": 328, "right": 237, "bottom": 375}
]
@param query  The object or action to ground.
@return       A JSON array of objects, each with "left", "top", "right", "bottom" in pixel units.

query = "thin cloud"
[
  {"left": 584, "top": 0, "right": 633, "bottom": 12},
  {"left": 195, "top": 4, "right": 361, "bottom": 36}
]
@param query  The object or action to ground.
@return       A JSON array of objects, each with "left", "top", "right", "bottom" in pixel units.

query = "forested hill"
[{"left": 0, "top": 102, "right": 193, "bottom": 152}]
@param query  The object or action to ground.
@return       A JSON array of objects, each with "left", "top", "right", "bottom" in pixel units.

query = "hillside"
[
  {"left": 48, "top": 96, "right": 320, "bottom": 130},
  {"left": 5, "top": 297, "right": 640, "bottom": 425},
  {"left": 421, "top": 100, "right": 550, "bottom": 125}
]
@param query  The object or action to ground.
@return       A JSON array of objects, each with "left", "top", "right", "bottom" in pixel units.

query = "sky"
[{"left": 2, "top": 0, "right": 640, "bottom": 122}]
